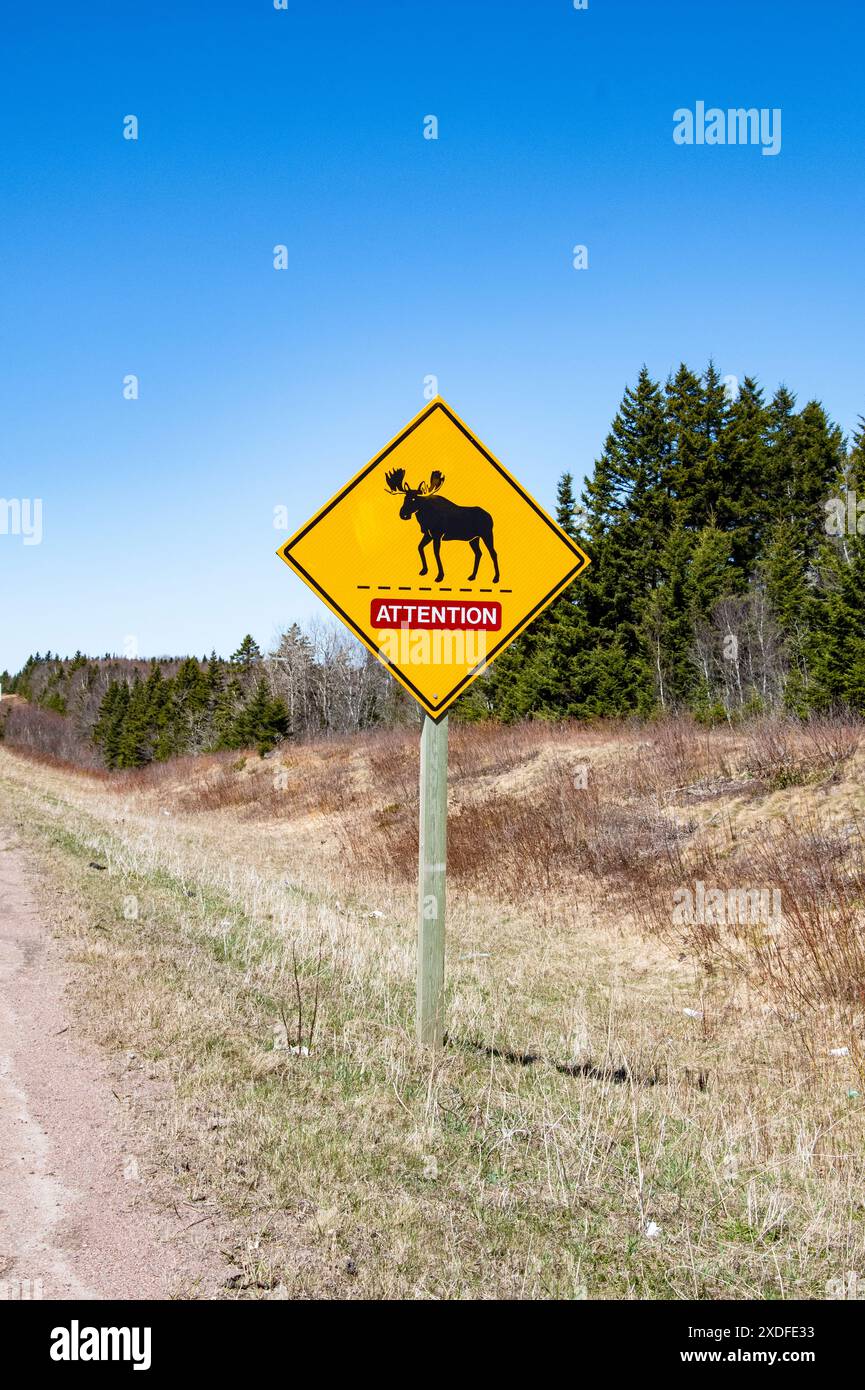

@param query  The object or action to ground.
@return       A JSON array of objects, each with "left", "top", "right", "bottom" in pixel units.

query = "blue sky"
[{"left": 2, "top": 0, "right": 863, "bottom": 673}]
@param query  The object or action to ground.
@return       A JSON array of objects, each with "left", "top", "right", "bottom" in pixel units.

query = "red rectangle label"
[{"left": 370, "top": 598, "right": 502, "bottom": 631}]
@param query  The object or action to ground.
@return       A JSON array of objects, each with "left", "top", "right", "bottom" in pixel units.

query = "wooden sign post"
[
  {"left": 417, "top": 713, "right": 448, "bottom": 1047},
  {"left": 276, "top": 397, "right": 590, "bottom": 1048}
]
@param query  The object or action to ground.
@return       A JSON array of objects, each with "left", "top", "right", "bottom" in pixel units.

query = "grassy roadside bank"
[{"left": 2, "top": 739, "right": 864, "bottom": 1300}]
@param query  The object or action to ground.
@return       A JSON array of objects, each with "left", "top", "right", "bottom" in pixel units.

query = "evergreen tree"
[
  {"left": 230, "top": 635, "right": 262, "bottom": 671},
  {"left": 812, "top": 421, "right": 865, "bottom": 708},
  {"left": 638, "top": 525, "right": 696, "bottom": 710},
  {"left": 215, "top": 674, "right": 244, "bottom": 747},
  {"left": 578, "top": 366, "right": 675, "bottom": 709},
  {"left": 483, "top": 471, "right": 589, "bottom": 719},
  {"left": 226, "top": 680, "right": 289, "bottom": 754},
  {"left": 115, "top": 674, "right": 150, "bottom": 767},
  {"left": 92, "top": 681, "right": 131, "bottom": 768},
  {"left": 717, "top": 376, "right": 769, "bottom": 571},
  {"left": 665, "top": 363, "right": 705, "bottom": 529},
  {"left": 813, "top": 537, "right": 865, "bottom": 708}
]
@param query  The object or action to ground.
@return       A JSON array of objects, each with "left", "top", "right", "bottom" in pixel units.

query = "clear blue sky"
[{"left": 2, "top": 0, "right": 863, "bottom": 673}]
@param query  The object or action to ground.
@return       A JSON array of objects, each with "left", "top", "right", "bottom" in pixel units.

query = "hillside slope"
[{"left": 1, "top": 717, "right": 863, "bottom": 1298}]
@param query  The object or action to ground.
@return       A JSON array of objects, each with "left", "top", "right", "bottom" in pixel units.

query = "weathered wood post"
[{"left": 417, "top": 713, "right": 448, "bottom": 1047}]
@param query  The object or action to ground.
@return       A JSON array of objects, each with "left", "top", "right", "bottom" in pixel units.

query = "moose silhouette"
[{"left": 385, "top": 468, "right": 500, "bottom": 584}]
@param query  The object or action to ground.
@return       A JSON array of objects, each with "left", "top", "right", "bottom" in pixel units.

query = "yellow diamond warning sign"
[{"left": 276, "top": 398, "right": 591, "bottom": 719}]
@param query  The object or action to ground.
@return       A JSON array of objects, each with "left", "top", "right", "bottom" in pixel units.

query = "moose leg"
[
  {"left": 418, "top": 532, "right": 431, "bottom": 576},
  {"left": 432, "top": 536, "right": 445, "bottom": 583},
  {"left": 483, "top": 527, "right": 500, "bottom": 584},
  {"left": 468, "top": 537, "right": 482, "bottom": 581}
]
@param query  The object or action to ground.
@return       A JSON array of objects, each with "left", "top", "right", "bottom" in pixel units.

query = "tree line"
[
  {"left": 4, "top": 362, "right": 863, "bottom": 769},
  {"left": 474, "top": 363, "right": 865, "bottom": 721},
  {"left": 2, "top": 628, "right": 413, "bottom": 769}
]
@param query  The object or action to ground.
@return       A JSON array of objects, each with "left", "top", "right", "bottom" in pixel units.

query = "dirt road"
[{"left": 0, "top": 830, "right": 199, "bottom": 1300}]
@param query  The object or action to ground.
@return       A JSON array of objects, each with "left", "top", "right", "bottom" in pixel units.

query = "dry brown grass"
[
  {"left": 361, "top": 765, "right": 687, "bottom": 905},
  {"left": 740, "top": 714, "right": 862, "bottom": 790},
  {"left": 2, "top": 714, "right": 865, "bottom": 1300},
  {"left": 0, "top": 698, "right": 105, "bottom": 770}
]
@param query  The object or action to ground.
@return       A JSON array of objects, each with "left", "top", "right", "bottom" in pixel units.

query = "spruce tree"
[
  {"left": 648, "top": 526, "right": 702, "bottom": 707},
  {"left": 579, "top": 366, "right": 674, "bottom": 709},
  {"left": 484, "top": 471, "right": 589, "bottom": 719},
  {"left": 227, "top": 680, "right": 289, "bottom": 754},
  {"left": 230, "top": 635, "right": 262, "bottom": 671},
  {"left": 716, "top": 376, "right": 769, "bottom": 572},
  {"left": 92, "top": 681, "right": 130, "bottom": 768},
  {"left": 812, "top": 421, "right": 865, "bottom": 709}
]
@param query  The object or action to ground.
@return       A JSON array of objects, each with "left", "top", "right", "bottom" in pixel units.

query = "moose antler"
[
  {"left": 415, "top": 470, "right": 445, "bottom": 497},
  {"left": 384, "top": 467, "right": 409, "bottom": 493}
]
